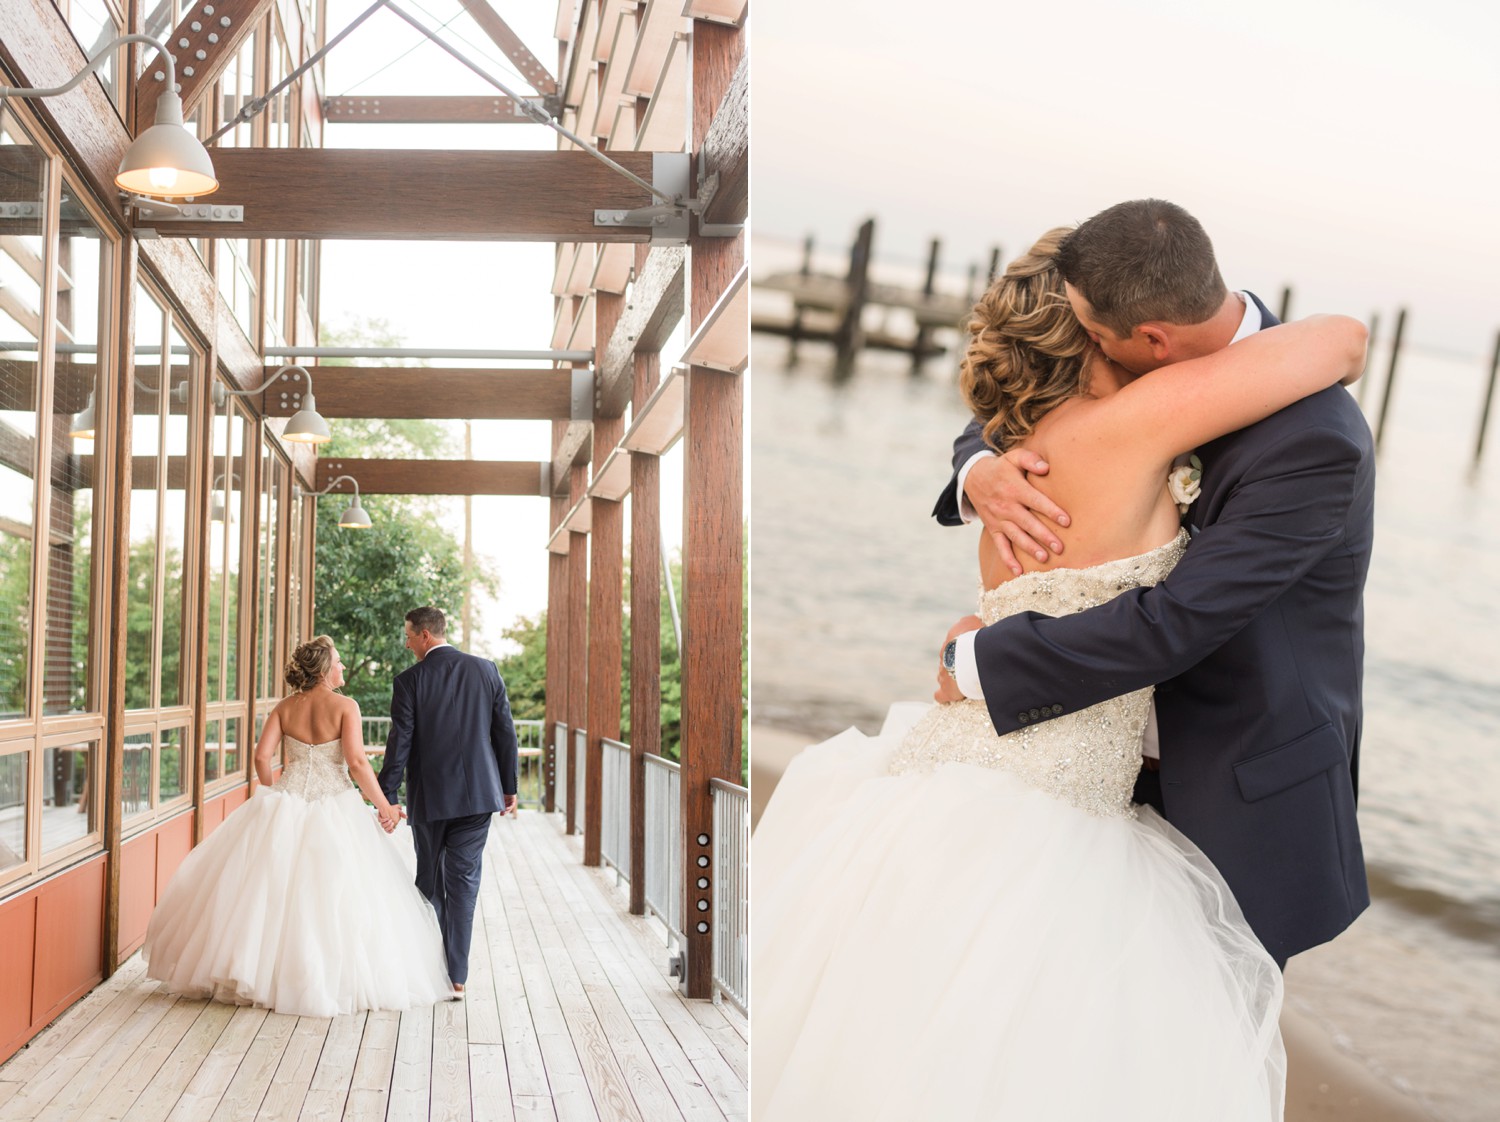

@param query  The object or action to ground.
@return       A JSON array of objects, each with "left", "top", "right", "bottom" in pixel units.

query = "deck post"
[
  {"left": 787, "top": 233, "right": 814, "bottom": 366},
  {"left": 628, "top": 307, "right": 661, "bottom": 914},
  {"left": 584, "top": 291, "right": 625, "bottom": 867},
  {"left": 543, "top": 469, "right": 568, "bottom": 813},
  {"left": 565, "top": 462, "right": 589, "bottom": 836},
  {"left": 101, "top": 240, "right": 138, "bottom": 976},
  {"left": 679, "top": 16, "right": 746, "bottom": 1000}
]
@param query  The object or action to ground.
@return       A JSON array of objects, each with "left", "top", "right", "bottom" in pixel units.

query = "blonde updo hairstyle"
[
  {"left": 285, "top": 634, "right": 336, "bottom": 692},
  {"left": 959, "top": 228, "right": 1094, "bottom": 452}
]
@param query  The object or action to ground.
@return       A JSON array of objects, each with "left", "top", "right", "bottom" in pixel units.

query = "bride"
[
  {"left": 751, "top": 230, "right": 1367, "bottom": 1120},
  {"left": 144, "top": 635, "right": 453, "bottom": 1015}
]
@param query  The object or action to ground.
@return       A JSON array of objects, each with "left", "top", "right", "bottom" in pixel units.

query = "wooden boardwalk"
[{"left": 0, "top": 813, "right": 747, "bottom": 1121}]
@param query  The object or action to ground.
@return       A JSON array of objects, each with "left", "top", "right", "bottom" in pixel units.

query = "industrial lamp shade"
[
  {"left": 115, "top": 91, "right": 219, "bottom": 198},
  {"left": 338, "top": 499, "right": 373, "bottom": 529},
  {"left": 210, "top": 494, "right": 228, "bottom": 523},
  {"left": 282, "top": 393, "right": 332, "bottom": 444},
  {"left": 70, "top": 393, "right": 96, "bottom": 440}
]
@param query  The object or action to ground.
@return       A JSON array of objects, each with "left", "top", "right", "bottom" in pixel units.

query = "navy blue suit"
[
  {"left": 378, "top": 643, "right": 517, "bottom": 983},
  {"left": 933, "top": 294, "right": 1373, "bottom": 965}
]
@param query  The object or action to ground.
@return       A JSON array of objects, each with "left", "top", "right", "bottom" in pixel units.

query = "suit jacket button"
[
  {"left": 1051, "top": 704, "right": 1063, "bottom": 715},
  {"left": 1028, "top": 708, "right": 1042, "bottom": 720},
  {"left": 1017, "top": 712, "right": 1030, "bottom": 724}
]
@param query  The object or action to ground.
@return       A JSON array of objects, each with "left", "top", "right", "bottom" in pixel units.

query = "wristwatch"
[{"left": 942, "top": 638, "right": 958, "bottom": 679}]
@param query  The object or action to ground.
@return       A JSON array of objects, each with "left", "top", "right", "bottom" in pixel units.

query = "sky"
[
  {"left": 316, "top": 0, "right": 687, "bottom": 654},
  {"left": 753, "top": 0, "right": 1500, "bottom": 357}
]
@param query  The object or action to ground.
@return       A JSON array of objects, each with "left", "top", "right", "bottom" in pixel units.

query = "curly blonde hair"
[
  {"left": 959, "top": 228, "right": 1094, "bottom": 451},
  {"left": 285, "top": 635, "right": 335, "bottom": 692}
]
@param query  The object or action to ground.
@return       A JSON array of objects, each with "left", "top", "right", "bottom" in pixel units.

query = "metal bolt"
[
  {"left": 183, "top": 66, "right": 195, "bottom": 76},
  {"left": 195, "top": 50, "right": 206, "bottom": 60},
  {"left": 190, "top": 21, "right": 202, "bottom": 31},
  {"left": 154, "top": 70, "right": 165, "bottom": 80},
  {"left": 697, "top": 833, "right": 709, "bottom": 846},
  {"left": 220, "top": 16, "right": 231, "bottom": 26},
  {"left": 696, "top": 921, "right": 709, "bottom": 934},
  {"left": 178, "top": 38, "right": 189, "bottom": 48},
  {"left": 208, "top": 33, "right": 219, "bottom": 43},
  {"left": 204, "top": 4, "right": 215, "bottom": 12}
]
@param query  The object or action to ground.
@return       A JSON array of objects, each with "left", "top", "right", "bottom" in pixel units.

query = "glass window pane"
[
  {"left": 126, "top": 285, "right": 164, "bottom": 709},
  {"left": 0, "top": 751, "right": 27, "bottom": 871},
  {"left": 42, "top": 739, "right": 95, "bottom": 853},
  {"left": 223, "top": 717, "right": 241, "bottom": 775},
  {"left": 225, "top": 408, "right": 248, "bottom": 699},
  {"left": 0, "top": 110, "right": 46, "bottom": 720},
  {"left": 159, "top": 726, "right": 185, "bottom": 802},
  {"left": 62, "top": 0, "right": 122, "bottom": 109},
  {"left": 44, "top": 188, "right": 108, "bottom": 716},
  {"left": 207, "top": 397, "right": 228, "bottom": 704},
  {"left": 123, "top": 731, "right": 151, "bottom": 817},
  {"left": 159, "top": 321, "right": 192, "bottom": 706},
  {"left": 204, "top": 718, "right": 220, "bottom": 782}
]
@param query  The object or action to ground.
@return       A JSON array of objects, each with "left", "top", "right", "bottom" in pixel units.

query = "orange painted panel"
[
  {"left": 155, "top": 812, "right": 194, "bottom": 894},
  {"left": 32, "top": 858, "right": 104, "bottom": 1024},
  {"left": 201, "top": 797, "right": 226, "bottom": 837},
  {"left": 222, "top": 785, "right": 249, "bottom": 815},
  {"left": 117, "top": 831, "right": 157, "bottom": 961},
  {"left": 0, "top": 893, "right": 37, "bottom": 1058}
]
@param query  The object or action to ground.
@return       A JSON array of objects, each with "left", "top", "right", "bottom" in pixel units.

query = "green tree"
[{"left": 311, "top": 319, "right": 498, "bottom": 719}]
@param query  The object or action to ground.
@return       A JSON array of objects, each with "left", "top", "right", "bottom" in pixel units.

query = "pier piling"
[
  {"left": 1375, "top": 307, "right": 1406, "bottom": 452},
  {"left": 911, "top": 237, "right": 941, "bottom": 376},
  {"left": 1474, "top": 328, "right": 1500, "bottom": 466},
  {"left": 832, "top": 218, "right": 876, "bottom": 382}
]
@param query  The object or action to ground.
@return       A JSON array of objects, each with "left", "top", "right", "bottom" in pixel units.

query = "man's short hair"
[
  {"left": 405, "top": 606, "right": 447, "bottom": 637},
  {"left": 1056, "top": 199, "right": 1227, "bottom": 336}
]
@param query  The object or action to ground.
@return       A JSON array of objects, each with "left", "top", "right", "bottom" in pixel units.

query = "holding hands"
[{"left": 378, "top": 804, "right": 406, "bottom": 833}]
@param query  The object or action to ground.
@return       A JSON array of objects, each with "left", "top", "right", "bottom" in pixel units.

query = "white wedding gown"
[
  {"left": 753, "top": 530, "right": 1285, "bottom": 1121},
  {"left": 143, "top": 736, "right": 452, "bottom": 1016}
]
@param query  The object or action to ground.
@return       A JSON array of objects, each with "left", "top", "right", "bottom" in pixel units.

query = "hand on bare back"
[{"left": 965, "top": 450, "right": 1071, "bottom": 576}]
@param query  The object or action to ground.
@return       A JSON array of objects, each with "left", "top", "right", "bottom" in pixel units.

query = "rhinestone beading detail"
[
  {"left": 889, "top": 530, "right": 1189, "bottom": 818},
  {"left": 274, "top": 736, "right": 354, "bottom": 802}
]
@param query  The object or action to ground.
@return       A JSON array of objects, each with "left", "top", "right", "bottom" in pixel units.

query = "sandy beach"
[{"left": 751, "top": 725, "right": 1448, "bottom": 1122}]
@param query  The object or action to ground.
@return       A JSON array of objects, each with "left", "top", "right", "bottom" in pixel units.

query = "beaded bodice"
[
  {"left": 274, "top": 736, "right": 353, "bottom": 802},
  {"left": 889, "top": 529, "right": 1189, "bottom": 817}
]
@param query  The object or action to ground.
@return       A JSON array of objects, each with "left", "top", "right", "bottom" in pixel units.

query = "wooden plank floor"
[{"left": 0, "top": 813, "right": 747, "bottom": 1122}]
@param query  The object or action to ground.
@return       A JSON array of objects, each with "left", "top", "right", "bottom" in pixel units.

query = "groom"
[
  {"left": 379, "top": 606, "right": 518, "bottom": 993},
  {"left": 934, "top": 200, "right": 1374, "bottom": 969}
]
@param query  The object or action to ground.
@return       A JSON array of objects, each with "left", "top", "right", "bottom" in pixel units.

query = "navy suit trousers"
[{"left": 411, "top": 813, "right": 491, "bottom": 985}]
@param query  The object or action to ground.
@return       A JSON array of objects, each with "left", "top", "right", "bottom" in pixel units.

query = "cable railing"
[
  {"left": 572, "top": 726, "right": 587, "bottom": 837},
  {"left": 711, "top": 778, "right": 749, "bottom": 1014},
  {"left": 554, "top": 721, "right": 569, "bottom": 820},
  {"left": 600, "top": 738, "right": 631, "bottom": 884},
  {"left": 360, "top": 716, "right": 547, "bottom": 807},
  {"left": 644, "top": 753, "right": 684, "bottom": 949}
]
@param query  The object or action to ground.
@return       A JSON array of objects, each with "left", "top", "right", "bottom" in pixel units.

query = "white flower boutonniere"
[{"left": 1168, "top": 454, "right": 1203, "bottom": 516}]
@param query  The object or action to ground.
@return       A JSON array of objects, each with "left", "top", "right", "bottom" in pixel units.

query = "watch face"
[{"left": 943, "top": 640, "right": 957, "bottom": 671}]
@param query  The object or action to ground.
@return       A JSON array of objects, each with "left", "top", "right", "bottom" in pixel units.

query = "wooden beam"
[
  {"left": 259, "top": 367, "right": 574, "bottom": 420},
  {"left": 456, "top": 0, "right": 558, "bottom": 95},
  {"left": 627, "top": 317, "right": 661, "bottom": 915},
  {"left": 139, "top": 149, "right": 658, "bottom": 241},
  {"left": 565, "top": 464, "right": 588, "bottom": 837},
  {"left": 550, "top": 419, "right": 593, "bottom": 496},
  {"left": 596, "top": 246, "right": 686, "bottom": 417},
  {"left": 132, "top": 0, "right": 276, "bottom": 137},
  {"left": 698, "top": 52, "right": 748, "bottom": 227},
  {"left": 543, "top": 478, "right": 568, "bottom": 814},
  {"left": 322, "top": 96, "right": 535, "bottom": 124},
  {"left": 310, "top": 458, "right": 546, "bottom": 496}
]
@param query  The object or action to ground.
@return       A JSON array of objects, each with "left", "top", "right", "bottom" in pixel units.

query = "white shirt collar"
[{"left": 1229, "top": 291, "right": 1261, "bottom": 344}]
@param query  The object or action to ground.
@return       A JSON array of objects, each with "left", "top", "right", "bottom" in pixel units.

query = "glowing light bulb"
[{"left": 147, "top": 166, "right": 179, "bottom": 190}]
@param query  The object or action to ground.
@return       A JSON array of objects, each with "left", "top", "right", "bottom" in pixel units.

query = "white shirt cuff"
[
  {"left": 953, "top": 629, "right": 985, "bottom": 701},
  {"left": 955, "top": 450, "right": 997, "bottom": 524}
]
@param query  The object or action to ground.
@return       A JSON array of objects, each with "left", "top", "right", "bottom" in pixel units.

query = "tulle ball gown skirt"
[
  {"left": 144, "top": 786, "right": 453, "bottom": 1016},
  {"left": 752, "top": 704, "right": 1285, "bottom": 1122}
]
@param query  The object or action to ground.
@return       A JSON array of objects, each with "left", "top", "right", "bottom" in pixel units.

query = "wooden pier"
[{"left": 753, "top": 220, "right": 993, "bottom": 379}]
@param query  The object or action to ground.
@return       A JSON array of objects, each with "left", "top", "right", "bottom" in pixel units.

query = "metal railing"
[
  {"left": 643, "top": 753, "right": 684, "bottom": 948},
  {"left": 711, "top": 778, "right": 750, "bottom": 1014},
  {"left": 571, "top": 727, "right": 588, "bottom": 836},
  {"left": 600, "top": 738, "right": 632, "bottom": 883},
  {"left": 361, "top": 716, "right": 547, "bottom": 807},
  {"left": 554, "top": 722, "right": 569, "bottom": 819}
]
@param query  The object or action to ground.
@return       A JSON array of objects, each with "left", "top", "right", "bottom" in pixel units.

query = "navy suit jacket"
[
  {"left": 933, "top": 294, "right": 1374, "bottom": 963},
  {"left": 377, "top": 644, "right": 518, "bottom": 824}
]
